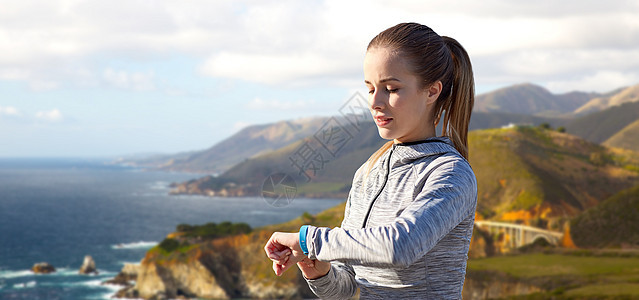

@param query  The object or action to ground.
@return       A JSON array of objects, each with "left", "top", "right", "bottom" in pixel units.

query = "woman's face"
[{"left": 364, "top": 47, "right": 440, "bottom": 144}]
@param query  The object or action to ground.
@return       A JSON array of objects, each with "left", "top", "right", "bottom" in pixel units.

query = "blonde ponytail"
[{"left": 437, "top": 36, "right": 474, "bottom": 159}]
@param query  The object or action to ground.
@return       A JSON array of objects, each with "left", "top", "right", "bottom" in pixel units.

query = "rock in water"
[
  {"left": 105, "top": 263, "right": 139, "bottom": 286},
  {"left": 79, "top": 255, "right": 98, "bottom": 275},
  {"left": 32, "top": 262, "right": 56, "bottom": 274}
]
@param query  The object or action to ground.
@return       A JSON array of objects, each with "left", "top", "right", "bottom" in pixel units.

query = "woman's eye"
[
  {"left": 387, "top": 88, "right": 398, "bottom": 93},
  {"left": 368, "top": 89, "right": 375, "bottom": 94}
]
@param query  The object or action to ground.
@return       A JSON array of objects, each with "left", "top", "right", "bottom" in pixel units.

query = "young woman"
[{"left": 264, "top": 22, "right": 477, "bottom": 299}]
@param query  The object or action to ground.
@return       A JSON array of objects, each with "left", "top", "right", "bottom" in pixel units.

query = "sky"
[{"left": 1, "top": 0, "right": 638, "bottom": 157}]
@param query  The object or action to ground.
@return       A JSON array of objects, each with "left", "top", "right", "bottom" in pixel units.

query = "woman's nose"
[{"left": 369, "top": 90, "right": 385, "bottom": 111}]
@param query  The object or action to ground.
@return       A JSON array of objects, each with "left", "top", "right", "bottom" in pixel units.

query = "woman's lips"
[{"left": 374, "top": 116, "right": 393, "bottom": 127}]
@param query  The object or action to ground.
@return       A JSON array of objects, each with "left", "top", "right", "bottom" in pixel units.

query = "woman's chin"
[{"left": 376, "top": 128, "right": 396, "bottom": 140}]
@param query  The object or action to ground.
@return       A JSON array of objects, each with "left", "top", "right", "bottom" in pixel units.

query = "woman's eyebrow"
[{"left": 364, "top": 77, "right": 401, "bottom": 85}]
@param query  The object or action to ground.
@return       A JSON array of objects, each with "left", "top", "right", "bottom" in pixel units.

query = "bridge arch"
[
  {"left": 530, "top": 235, "right": 552, "bottom": 246},
  {"left": 474, "top": 220, "right": 563, "bottom": 251}
]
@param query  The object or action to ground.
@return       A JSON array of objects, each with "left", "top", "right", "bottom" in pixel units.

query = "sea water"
[{"left": 0, "top": 158, "right": 343, "bottom": 299}]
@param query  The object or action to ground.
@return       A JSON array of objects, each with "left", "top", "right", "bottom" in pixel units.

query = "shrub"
[
  {"left": 302, "top": 211, "right": 315, "bottom": 223},
  {"left": 539, "top": 123, "right": 551, "bottom": 130},
  {"left": 178, "top": 222, "right": 252, "bottom": 239},
  {"left": 176, "top": 224, "right": 194, "bottom": 232},
  {"left": 158, "top": 238, "right": 180, "bottom": 253}
]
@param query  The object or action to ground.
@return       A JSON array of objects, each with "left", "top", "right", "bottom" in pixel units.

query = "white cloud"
[
  {"left": 103, "top": 68, "right": 155, "bottom": 91},
  {"left": 29, "top": 80, "right": 60, "bottom": 91},
  {"left": 0, "top": 106, "right": 21, "bottom": 116},
  {"left": 546, "top": 71, "right": 639, "bottom": 93},
  {"left": 35, "top": 109, "right": 63, "bottom": 122},
  {"left": 499, "top": 49, "right": 639, "bottom": 76},
  {"left": 246, "top": 98, "right": 317, "bottom": 111},
  {"left": 0, "top": 0, "right": 638, "bottom": 92},
  {"left": 200, "top": 52, "right": 357, "bottom": 86}
]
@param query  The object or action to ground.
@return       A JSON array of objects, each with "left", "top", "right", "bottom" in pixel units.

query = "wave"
[
  {"left": 87, "top": 287, "right": 123, "bottom": 300},
  {"left": 81, "top": 279, "right": 123, "bottom": 300},
  {"left": 0, "top": 268, "right": 76, "bottom": 279},
  {"left": 0, "top": 270, "right": 32, "bottom": 279},
  {"left": 111, "top": 241, "right": 157, "bottom": 249},
  {"left": 250, "top": 210, "right": 279, "bottom": 215},
  {"left": 56, "top": 267, "right": 79, "bottom": 276},
  {"left": 0, "top": 268, "right": 117, "bottom": 280},
  {"left": 12, "top": 281, "right": 36, "bottom": 289},
  {"left": 149, "top": 181, "right": 170, "bottom": 190},
  {"left": 82, "top": 279, "right": 109, "bottom": 287}
]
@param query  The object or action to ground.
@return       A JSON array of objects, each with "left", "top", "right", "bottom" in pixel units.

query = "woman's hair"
[{"left": 365, "top": 22, "right": 474, "bottom": 168}]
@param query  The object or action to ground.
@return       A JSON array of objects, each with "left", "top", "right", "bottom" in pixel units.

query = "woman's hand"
[
  {"left": 297, "top": 258, "right": 331, "bottom": 280},
  {"left": 264, "top": 232, "right": 307, "bottom": 276}
]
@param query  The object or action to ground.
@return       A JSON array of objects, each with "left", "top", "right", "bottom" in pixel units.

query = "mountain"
[
  {"left": 574, "top": 84, "right": 639, "bottom": 115},
  {"left": 121, "top": 117, "right": 333, "bottom": 174},
  {"left": 124, "top": 82, "right": 639, "bottom": 175},
  {"left": 468, "top": 126, "right": 639, "bottom": 227},
  {"left": 603, "top": 119, "right": 639, "bottom": 152},
  {"left": 219, "top": 114, "right": 564, "bottom": 187},
  {"left": 469, "top": 111, "right": 566, "bottom": 129},
  {"left": 124, "top": 82, "right": 638, "bottom": 177},
  {"left": 570, "top": 184, "right": 639, "bottom": 248},
  {"left": 171, "top": 119, "right": 386, "bottom": 198},
  {"left": 173, "top": 123, "right": 639, "bottom": 231},
  {"left": 474, "top": 83, "right": 597, "bottom": 116},
  {"left": 127, "top": 109, "right": 562, "bottom": 176},
  {"left": 565, "top": 101, "right": 639, "bottom": 144},
  {"left": 168, "top": 111, "right": 566, "bottom": 200}
]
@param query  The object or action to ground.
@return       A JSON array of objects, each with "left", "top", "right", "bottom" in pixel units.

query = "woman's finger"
[
  {"left": 267, "top": 248, "right": 291, "bottom": 260},
  {"left": 264, "top": 233, "right": 289, "bottom": 256},
  {"left": 270, "top": 254, "right": 289, "bottom": 266},
  {"left": 273, "top": 258, "right": 296, "bottom": 276}
]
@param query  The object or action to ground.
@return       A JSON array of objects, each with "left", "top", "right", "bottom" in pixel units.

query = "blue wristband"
[{"left": 299, "top": 225, "right": 310, "bottom": 256}]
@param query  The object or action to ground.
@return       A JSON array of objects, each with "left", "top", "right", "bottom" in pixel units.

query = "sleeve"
[
  {"left": 304, "top": 261, "right": 357, "bottom": 300},
  {"left": 306, "top": 159, "right": 477, "bottom": 268},
  {"left": 303, "top": 168, "right": 364, "bottom": 299}
]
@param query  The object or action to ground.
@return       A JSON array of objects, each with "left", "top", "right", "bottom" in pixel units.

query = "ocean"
[{"left": 0, "top": 158, "right": 344, "bottom": 299}]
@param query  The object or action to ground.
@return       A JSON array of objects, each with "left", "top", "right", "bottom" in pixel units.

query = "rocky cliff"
[
  {"left": 113, "top": 203, "right": 556, "bottom": 300},
  {"left": 115, "top": 207, "right": 341, "bottom": 300}
]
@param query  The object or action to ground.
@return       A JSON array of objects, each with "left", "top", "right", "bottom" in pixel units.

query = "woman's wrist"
[
  {"left": 299, "top": 259, "right": 331, "bottom": 280},
  {"left": 299, "top": 225, "right": 310, "bottom": 256}
]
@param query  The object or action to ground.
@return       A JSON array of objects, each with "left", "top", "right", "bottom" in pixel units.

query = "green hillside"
[
  {"left": 570, "top": 184, "right": 639, "bottom": 248},
  {"left": 172, "top": 123, "right": 639, "bottom": 231},
  {"left": 224, "top": 120, "right": 385, "bottom": 197},
  {"left": 566, "top": 101, "right": 639, "bottom": 143},
  {"left": 469, "top": 126, "right": 639, "bottom": 227},
  {"left": 171, "top": 111, "right": 568, "bottom": 198},
  {"left": 604, "top": 119, "right": 639, "bottom": 153}
]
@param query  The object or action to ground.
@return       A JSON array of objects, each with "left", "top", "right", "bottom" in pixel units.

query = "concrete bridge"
[{"left": 474, "top": 220, "right": 564, "bottom": 248}]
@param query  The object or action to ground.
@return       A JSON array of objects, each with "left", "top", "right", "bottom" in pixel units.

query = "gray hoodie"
[{"left": 304, "top": 137, "right": 477, "bottom": 299}]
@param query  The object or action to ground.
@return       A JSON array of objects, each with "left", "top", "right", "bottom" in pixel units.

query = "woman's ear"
[{"left": 425, "top": 81, "right": 442, "bottom": 105}]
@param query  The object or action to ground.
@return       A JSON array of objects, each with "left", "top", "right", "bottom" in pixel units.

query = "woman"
[{"left": 264, "top": 22, "right": 477, "bottom": 299}]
